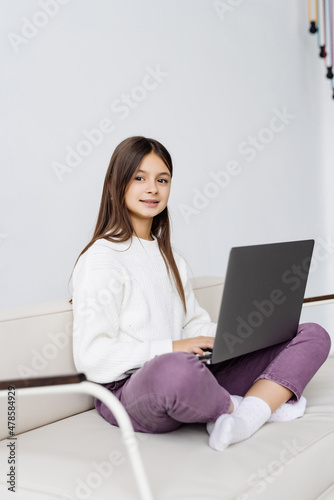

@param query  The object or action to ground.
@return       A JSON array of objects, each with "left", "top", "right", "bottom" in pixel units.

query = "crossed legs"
[{"left": 95, "top": 323, "right": 331, "bottom": 449}]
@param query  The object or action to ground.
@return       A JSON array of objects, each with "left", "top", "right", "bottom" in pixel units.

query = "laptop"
[
  {"left": 125, "top": 239, "right": 314, "bottom": 375},
  {"left": 197, "top": 239, "right": 314, "bottom": 365}
]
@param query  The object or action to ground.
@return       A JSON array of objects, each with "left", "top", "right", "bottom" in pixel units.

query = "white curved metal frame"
[{"left": 0, "top": 381, "right": 154, "bottom": 500}]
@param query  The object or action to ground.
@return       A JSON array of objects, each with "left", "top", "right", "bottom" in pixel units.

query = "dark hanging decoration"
[{"left": 308, "top": 0, "right": 334, "bottom": 98}]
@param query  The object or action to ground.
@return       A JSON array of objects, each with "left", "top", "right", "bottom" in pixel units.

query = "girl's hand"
[{"left": 172, "top": 336, "right": 214, "bottom": 355}]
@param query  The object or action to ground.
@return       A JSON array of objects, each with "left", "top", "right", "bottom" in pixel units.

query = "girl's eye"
[{"left": 134, "top": 177, "right": 168, "bottom": 184}]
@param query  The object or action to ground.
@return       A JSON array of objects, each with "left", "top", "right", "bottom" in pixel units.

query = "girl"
[{"left": 70, "top": 136, "right": 331, "bottom": 451}]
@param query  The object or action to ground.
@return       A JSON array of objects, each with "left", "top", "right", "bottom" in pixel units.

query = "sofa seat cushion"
[{"left": 0, "top": 357, "right": 333, "bottom": 500}]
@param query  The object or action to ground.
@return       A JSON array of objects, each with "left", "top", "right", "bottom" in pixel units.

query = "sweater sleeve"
[
  {"left": 175, "top": 251, "right": 217, "bottom": 339},
  {"left": 72, "top": 247, "right": 172, "bottom": 383}
]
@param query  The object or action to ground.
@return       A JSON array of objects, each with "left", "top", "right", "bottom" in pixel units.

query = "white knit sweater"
[{"left": 72, "top": 234, "right": 217, "bottom": 383}]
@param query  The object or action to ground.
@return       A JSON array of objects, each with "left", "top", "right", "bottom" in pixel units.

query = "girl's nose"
[{"left": 146, "top": 182, "right": 158, "bottom": 193}]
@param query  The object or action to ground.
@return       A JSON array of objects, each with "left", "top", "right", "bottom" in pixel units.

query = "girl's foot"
[
  {"left": 207, "top": 396, "right": 271, "bottom": 451},
  {"left": 268, "top": 396, "right": 307, "bottom": 422}
]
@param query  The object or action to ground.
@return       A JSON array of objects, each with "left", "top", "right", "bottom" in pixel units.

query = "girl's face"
[{"left": 124, "top": 152, "right": 171, "bottom": 225}]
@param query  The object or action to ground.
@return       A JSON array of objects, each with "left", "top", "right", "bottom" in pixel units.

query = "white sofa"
[{"left": 0, "top": 276, "right": 334, "bottom": 500}]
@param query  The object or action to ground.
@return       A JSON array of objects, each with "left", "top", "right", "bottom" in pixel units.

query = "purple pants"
[{"left": 94, "top": 322, "right": 331, "bottom": 433}]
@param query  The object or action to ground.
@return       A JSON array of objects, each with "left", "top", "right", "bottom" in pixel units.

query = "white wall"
[{"left": 1, "top": 0, "right": 333, "bottom": 346}]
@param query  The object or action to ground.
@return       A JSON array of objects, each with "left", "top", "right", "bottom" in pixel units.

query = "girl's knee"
[
  {"left": 298, "top": 322, "right": 331, "bottom": 358},
  {"left": 143, "top": 351, "right": 205, "bottom": 395}
]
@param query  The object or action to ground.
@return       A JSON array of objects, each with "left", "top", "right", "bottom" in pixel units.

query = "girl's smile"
[{"left": 140, "top": 200, "right": 160, "bottom": 207}]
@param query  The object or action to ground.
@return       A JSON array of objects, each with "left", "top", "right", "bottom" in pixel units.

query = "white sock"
[
  {"left": 218, "top": 395, "right": 307, "bottom": 422},
  {"left": 268, "top": 396, "right": 307, "bottom": 422},
  {"left": 230, "top": 395, "right": 243, "bottom": 413},
  {"left": 207, "top": 395, "right": 243, "bottom": 435},
  {"left": 207, "top": 396, "right": 271, "bottom": 451}
]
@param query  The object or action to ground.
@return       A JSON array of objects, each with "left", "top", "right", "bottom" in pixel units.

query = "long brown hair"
[{"left": 68, "top": 136, "right": 186, "bottom": 314}]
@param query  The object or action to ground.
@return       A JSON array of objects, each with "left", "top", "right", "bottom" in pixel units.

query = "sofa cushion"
[{"left": 0, "top": 356, "right": 333, "bottom": 500}]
